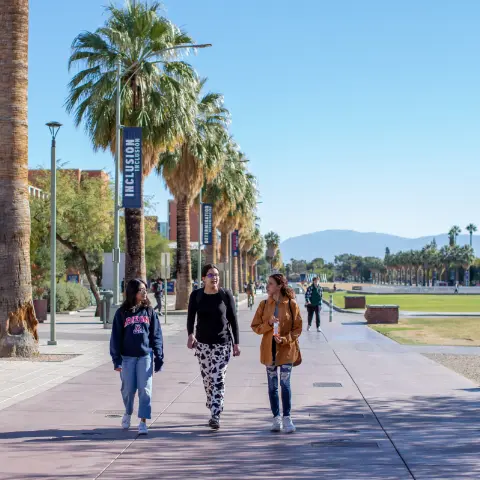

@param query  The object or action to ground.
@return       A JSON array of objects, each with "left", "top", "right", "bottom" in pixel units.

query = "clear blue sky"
[{"left": 29, "top": 0, "right": 480, "bottom": 242}]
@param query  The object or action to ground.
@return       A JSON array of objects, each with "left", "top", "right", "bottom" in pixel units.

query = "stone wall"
[{"left": 345, "top": 296, "right": 366, "bottom": 309}]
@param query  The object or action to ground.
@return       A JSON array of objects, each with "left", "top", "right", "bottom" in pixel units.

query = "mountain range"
[{"left": 280, "top": 230, "right": 479, "bottom": 263}]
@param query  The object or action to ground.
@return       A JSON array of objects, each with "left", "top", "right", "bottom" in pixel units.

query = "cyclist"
[{"left": 246, "top": 280, "right": 255, "bottom": 308}]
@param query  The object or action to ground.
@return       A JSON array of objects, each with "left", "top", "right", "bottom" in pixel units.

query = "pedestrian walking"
[
  {"left": 110, "top": 279, "right": 164, "bottom": 435},
  {"left": 152, "top": 278, "right": 164, "bottom": 315},
  {"left": 251, "top": 273, "right": 302, "bottom": 433},
  {"left": 305, "top": 277, "right": 323, "bottom": 332},
  {"left": 187, "top": 263, "right": 241, "bottom": 430}
]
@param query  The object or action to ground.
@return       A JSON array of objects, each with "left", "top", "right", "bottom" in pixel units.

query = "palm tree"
[
  {"left": 66, "top": 2, "right": 199, "bottom": 283},
  {"left": 265, "top": 231, "right": 281, "bottom": 272},
  {"left": 157, "top": 81, "right": 230, "bottom": 309},
  {"left": 448, "top": 226, "right": 462, "bottom": 246},
  {"left": 459, "top": 245, "right": 475, "bottom": 285},
  {"left": 466, "top": 223, "right": 477, "bottom": 248},
  {"left": 0, "top": 0, "right": 39, "bottom": 357}
]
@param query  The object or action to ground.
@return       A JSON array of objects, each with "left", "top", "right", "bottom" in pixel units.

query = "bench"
[{"left": 364, "top": 305, "right": 399, "bottom": 324}]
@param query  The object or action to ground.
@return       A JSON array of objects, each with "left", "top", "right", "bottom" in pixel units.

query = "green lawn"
[
  {"left": 370, "top": 317, "right": 480, "bottom": 346},
  {"left": 327, "top": 291, "right": 480, "bottom": 312}
]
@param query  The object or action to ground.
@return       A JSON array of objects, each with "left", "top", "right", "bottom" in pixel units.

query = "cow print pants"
[{"left": 195, "top": 342, "right": 231, "bottom": 418}]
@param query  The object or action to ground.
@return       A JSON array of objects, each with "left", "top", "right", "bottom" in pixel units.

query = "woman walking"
[
  {"left": 251, "top": 273, "right": 302, "bottom": 433},
  {"left": 110, "top": 279, "right": 164, "bottom": 435},
  {"left": 187, "top": 264, "right": 241, "bottom": 430}
]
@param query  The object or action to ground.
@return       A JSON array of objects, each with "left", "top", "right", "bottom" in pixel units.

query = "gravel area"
[
  {"left": 0, "top": 354, "right": 80, "bottom": 362},
  {"left": 424, "top": 353, "right": 480, "bottom": 384}
]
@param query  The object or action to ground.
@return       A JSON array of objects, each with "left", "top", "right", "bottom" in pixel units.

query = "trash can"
[{"left": 100, "top": 290, "right": 114, "bottom": 323}]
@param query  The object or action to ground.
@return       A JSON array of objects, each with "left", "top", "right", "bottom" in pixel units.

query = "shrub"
[{"left": 55, "top": 282, "right": 91, "bottom": 312}]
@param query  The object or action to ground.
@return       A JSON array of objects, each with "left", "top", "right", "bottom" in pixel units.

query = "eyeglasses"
[
  {"left": 138, "top": 288, "right": 147, "bottom": 293},
  {"left": 206, "top": 273, "right": 220, "bottom": 279}
]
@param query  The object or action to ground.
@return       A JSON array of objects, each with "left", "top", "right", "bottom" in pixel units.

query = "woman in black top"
[{"left": 187, "top": 263, "right": 241, "bottom": 430}]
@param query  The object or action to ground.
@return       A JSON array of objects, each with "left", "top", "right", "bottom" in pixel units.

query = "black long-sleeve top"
[{"left": 187, "top": 288, "right": 240, "bottom": 345}]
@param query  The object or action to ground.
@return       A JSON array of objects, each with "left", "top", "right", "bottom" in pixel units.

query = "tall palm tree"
[
  {"left": 265, "top": 231, "right": 281, "bottom": 272},
  {"left": 157, "top": 81, "right": 230, "bottom": 309},
  {"left": 448, "top": 226, "right": 462, "bottom": 246},
  {"left": 0, "top": 0, "right": 39, "bottom": 357},
  {"left": 66, "top": 1, "right": 199, "bottom": 283},
  {"left": 459, "top": 245, "right": 475, "bottom": 285},
  {"left": 203, "top": 142, "right": 247, "bottom": 264},
  {"left": 466, "top": 223, "right": 477, "bottom": 248}
]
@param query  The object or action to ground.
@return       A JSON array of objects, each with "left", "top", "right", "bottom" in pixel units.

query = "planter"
[
  {"left": 344, "top": 296, "right": 366, "bottom": 309},
  {"left": 33, "top": 299, "right": 48, "bottom": 323},
  {"left": 365, "top": 305, "right": 399, "bottom": 324}
]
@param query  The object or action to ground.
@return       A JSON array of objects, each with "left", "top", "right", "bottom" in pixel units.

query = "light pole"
[
  {"left": 198, "top": 188, "right": 202, "bottom": 285},
  {"left": 46, "top": 121, "right": 62, "bottom": 346},
  {"left": 111, "top": 43, "right": 212, "bottom": 310}
]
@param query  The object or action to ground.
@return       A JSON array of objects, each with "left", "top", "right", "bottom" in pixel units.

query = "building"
[
  {"left": 168, "top": 200, "right": 199, "bottom": 242},
  {"left": 159, "top": 222, "right": 168, "bottom": 238},
  {"left": 28, "top": 185, "right": 48, "bottom": 200},
  {"left": 29, "top": 169, "right": 109, "bottom": 188}
]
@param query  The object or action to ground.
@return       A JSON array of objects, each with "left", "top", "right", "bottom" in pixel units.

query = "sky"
[{"left": 29, "top": 0, "right": 480, "bottom": 242}]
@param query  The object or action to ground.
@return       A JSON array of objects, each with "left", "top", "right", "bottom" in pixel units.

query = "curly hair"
[{"left": 269, "top": 273, "right": 295, "bottom": 299}]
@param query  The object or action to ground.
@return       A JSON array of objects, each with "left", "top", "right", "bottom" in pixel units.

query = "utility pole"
[
  {"left": 113, "top": 59, "right": 121, "bottom": 307},
  {"left": 198, "top": 189, "right": 202, "bottom": 284}
]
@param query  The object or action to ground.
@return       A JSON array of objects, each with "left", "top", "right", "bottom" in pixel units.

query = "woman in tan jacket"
[{"left": 251, "top": 273, "right": 302, "bottom": 433}]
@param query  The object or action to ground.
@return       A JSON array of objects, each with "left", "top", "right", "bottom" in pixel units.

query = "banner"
[
  {"left": 231, "top": 229, "right": 239, "bottom": 257},
  {"left": 122, "top": 127, "right": 142, "bottom": 209},
  {"left": 202, "top": 203, "right": 213, "bottom": 245}
]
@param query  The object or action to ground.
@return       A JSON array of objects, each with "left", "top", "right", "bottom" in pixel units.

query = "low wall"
[
  {"left": 365, "top": 305, "right": 399, "bottom": 324},
  {"left": 345, "top": 296, "right": 366, "bottom": 309}
]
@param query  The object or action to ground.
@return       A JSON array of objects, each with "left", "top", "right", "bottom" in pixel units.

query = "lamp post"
[
  {"left": 46, "top": 121, "right": 62, "bottom": 346},
  {"left": 198, "top": 188, "right": 202, "bottom": 285},
  {"left": 111, "top": 43, "right": 212, "bottom": 310}
]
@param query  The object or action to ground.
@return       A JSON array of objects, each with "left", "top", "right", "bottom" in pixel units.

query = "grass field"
[
  {"left": 328, "top": 291, "right": 480, "bottom": 312},
  {"left": 370, "top": 317, "right": 480, "bottom": 346}
]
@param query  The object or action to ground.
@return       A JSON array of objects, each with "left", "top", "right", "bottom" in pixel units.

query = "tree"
[
  {"left": 0, "top": 0, "right": 39, "bottom": 357},
  {"left": 66, "top": 1, "right": 199, "bottom": 284},
  {"left": 448, "top": 226, "right": 462, "bottom": 246},
  {"left": 157, "top": 81, "right": 229, "bottom": 309},
  {"left": 145, "top": 228, "right": 171, "bottom": 280},
  {"left": 30, "top": 170, "right": 114, "bottom": 315},
  {"left": 265, "top": 231, "right": 281, "bottom": 270},
  {"left": 466, "top": 223, "right": 477, "bottom": 248}
]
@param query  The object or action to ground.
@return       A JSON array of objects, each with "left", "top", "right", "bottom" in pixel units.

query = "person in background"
[
  {"left": 152, "top": 278, "right": 163, "bottom": 316},
  {"left": 187, "top": 264, "right": 241, "bottom": 430},
  {"left": 305, "top": 277, "right": 323, "bottom": 332},
  {"left": 110, "top": 279, "right": 164, "bottom": 435},
  {"left": 193, "top": 280, "right": 199, "bottom": 291},
  {"left": 251, "top": 273, "right": 302, "bottom": 433}
]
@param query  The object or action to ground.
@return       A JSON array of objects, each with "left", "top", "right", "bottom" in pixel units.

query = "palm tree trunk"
[
  {"left": 232, "top": 255, "right": 239, "bottom": 295},
  {"left": 124, "top": 177, "right": 146, "bottom": 283},
  {"left": 238, "top": 250, "right": 244, "bottom": 292},
  {"left": 244, "top": 251, "right": 249, "bottom": 285},
  {"left": 0, "top": 0, "right": 39, "bottom": 357},
  {"left": 220, "top": 231, "right": 228, "bottom": 263},
  {"left": 175, "top": 197, "right": 191, "bottom": 310}
]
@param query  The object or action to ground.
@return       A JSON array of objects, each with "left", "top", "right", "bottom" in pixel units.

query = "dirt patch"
[
  {"left": 424, "top": 353, "right": 480, "bottom": 384},
  {"left": 0, "top": 354, "right": 81, "bottom": 362}
]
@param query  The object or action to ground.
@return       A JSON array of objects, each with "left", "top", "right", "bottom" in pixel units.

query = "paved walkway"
[{"left": 0, "top": 298, "right": 479, "bottom": 478}]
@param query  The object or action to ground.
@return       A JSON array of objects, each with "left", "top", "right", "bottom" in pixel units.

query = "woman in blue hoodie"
[{"left": 110, "top": 279, "right": 164, "bottom": 435}]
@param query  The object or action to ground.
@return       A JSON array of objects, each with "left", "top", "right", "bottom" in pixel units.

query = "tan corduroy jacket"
[{"left": 251, "top": 296, "right": 302, "bottom": 366}]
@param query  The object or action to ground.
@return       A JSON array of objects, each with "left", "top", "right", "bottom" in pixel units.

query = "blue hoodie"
[{"left": 109, "top": 305, "right": 163, "bottom": 369}]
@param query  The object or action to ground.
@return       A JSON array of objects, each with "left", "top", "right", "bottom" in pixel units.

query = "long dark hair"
[
  {"left": 121, "top": 279, "right": 151, "bottom": 311},
  {"left": 269, "top": 273, "right": 295, "bottom": 300}
]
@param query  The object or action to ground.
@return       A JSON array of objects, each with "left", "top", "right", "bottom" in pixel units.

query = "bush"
[{"left": 55, "top": 282, "right": 91, "bottom": 312}]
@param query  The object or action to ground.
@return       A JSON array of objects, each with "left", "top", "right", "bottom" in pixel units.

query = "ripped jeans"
[{"left": 266, "top": 364, "right": 293, "bottom": 417}]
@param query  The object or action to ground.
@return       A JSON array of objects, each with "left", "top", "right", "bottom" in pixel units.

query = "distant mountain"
[{"left": 280, "top": 230, "right": 479, "bottom": 263}]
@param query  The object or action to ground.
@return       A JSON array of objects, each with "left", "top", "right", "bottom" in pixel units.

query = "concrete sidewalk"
[{"left": 0, "top": 299, "right": 479, "bottom": 478}]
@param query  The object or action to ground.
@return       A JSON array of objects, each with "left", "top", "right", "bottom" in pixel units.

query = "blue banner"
[
  {"left": 202, "top": 203, "right": 213, "bottom": 245},
  {"left": 122, "top": 127, "right": 142, "bottom": 209},
  {"left": 231, "top": 229, "right": 239, "bottom": 257}
]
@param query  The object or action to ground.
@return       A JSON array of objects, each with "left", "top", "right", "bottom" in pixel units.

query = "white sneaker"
[
  {"left": 283, "top": 416, "right": 296, "bottom": 433},
  {"left": 138, "top": 421, "right": 148, "bottom": 435},
  {"left": 121, "top": 414, "right": 131, "bottom": 430},
  {"left": 271, "top": 416, "right": 283, "bottom": 432},
  {"left": 317, "top": 326, "right": 322, "bottom": 332},
  {"left": 307, "top": 325, "right": 311, "bottom": 331}
]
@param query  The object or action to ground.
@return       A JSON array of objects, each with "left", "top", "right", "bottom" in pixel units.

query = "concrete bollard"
[
  {"left": 235, "top": 294, "right": 239, "bottom": 314},
  {"left": 329, "top": 294, "right": 333, "bottom": 323}
]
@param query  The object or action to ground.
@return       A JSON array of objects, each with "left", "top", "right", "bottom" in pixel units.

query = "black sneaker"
[{"left": 209, "top": 417, "right": 220, "bottom": 430}]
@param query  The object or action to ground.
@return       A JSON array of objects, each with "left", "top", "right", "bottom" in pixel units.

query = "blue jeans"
[
  {"left": 266, "top": 364, "right": 292, "bottom": 417},
  {"left": 121, "top": 355, "right": 153, "bottom": 419}
]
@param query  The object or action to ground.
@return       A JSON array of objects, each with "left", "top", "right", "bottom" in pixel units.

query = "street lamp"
[
  {"left": 46, "top": 121, "right": 62, "bottom": 346},
  {"left": 111, "top": 43, "right": 212, "bottom": 308}
]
